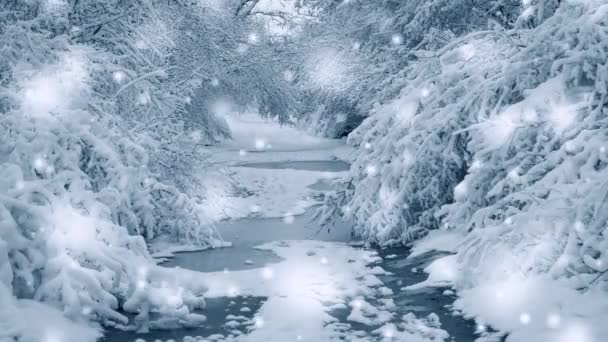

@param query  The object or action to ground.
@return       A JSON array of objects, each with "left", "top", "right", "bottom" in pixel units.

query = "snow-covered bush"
[
  {"left": 437, "top": 0, "right": 608, "bottom": 289},
  {"left": 0, "top": 1, "right": 240, "bottom": 339},
  {"left": 320, "top": 0, "right": 608, "bottom": 292},
  {"left": 291, "top": 0, "right": 527, "bottom": 137}
]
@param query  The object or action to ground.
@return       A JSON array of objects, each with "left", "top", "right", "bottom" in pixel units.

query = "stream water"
[{"left": 102, "top": 160, "right": 479, "bottom": 342}]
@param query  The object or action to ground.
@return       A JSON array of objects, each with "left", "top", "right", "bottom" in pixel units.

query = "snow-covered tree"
[
  {"left": 318, "top": 0, "right": 608, "bottom": 291},
  {"left": 289, "top": 0, "right": 526, "bottom": 137},
  {"left": 0, "top": 0, "right": 295, "bottom": 338}
]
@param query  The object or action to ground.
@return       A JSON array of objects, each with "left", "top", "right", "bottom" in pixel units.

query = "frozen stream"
[{"left": 102, "top": 159, "right": 479, "bottom": 342}]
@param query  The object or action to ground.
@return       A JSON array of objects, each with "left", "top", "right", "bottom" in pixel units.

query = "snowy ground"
[
  {"left": 408, "top": 230, "right": 608, "bottom": 342},
  {"left": 202, "top": 241, "right": 392, "bottom": 341},
  {"left": 206, "top": 114, "right": 353, "bottom": 164},
  {"left": 200, "top": 113, "right": 352, "bottom": 222}
]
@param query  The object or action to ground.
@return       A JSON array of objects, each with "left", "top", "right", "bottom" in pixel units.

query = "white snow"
[
  {"left": 199, "top": 240, "right": 445, "bottom": 341},
  {"left": 203, "top": 166, "right": 342, "bottom": 221},
  {"left": 408, "top": 229, "right": 464, "bottom": 258},
  {"left": 200, "top": 113, "right": 351, "bottom": 221},
  {"left": 18, "top": 49, "right": 89, "bottom": 119},
  {"left": 454, "top": 275, "right": 608, "bottom": 342},
  {"left": 0, "top": 284, "right": 101, "bottom": 342},
  {"left": 409, "top": 245, "right": 608, "bottom": 342}
]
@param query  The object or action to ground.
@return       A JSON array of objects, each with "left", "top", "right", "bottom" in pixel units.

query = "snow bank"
[
  {"left": 455, "top": 275, "right": 608, "bottom": 342},
  {"left": 200, "top": 112, "right": 351, "bottom": 222},
  {"left": 225, "top": 113, "right": 346, "bottom": 153},
  {"left": 0, "top": 284, "right": 101, "bottom": 342},
  {"left": 408, "top": 230, "right": 464, "bottom": 259},
  {"left": 202, "top": 166, "right": 346, "bottom": 221}
]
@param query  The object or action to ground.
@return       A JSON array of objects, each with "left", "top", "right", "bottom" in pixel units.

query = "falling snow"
[{"left": 3, "top": 2, "right": 608, "bottom": 342}]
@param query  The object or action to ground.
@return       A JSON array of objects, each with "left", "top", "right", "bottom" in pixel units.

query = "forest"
[{"left": 1, "top": 0, "right": 607, "bottom": 341}]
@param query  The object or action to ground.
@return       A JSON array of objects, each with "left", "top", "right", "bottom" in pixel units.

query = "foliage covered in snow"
[
  {"left": 316, "top": 0, "right": 608, "bottom": 338},
  {"left": 0, "top": 0, "right": 295, "bottom": 339},
  {"left": 290, "top": 0, "right": 528, "bottom": 138}
]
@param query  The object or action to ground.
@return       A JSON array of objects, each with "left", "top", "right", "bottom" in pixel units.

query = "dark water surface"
[{"left": 162, "top": 205, "right": 351, "bottom": 273}]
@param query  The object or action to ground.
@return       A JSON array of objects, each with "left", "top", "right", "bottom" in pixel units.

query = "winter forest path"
[{"left": 103, "top": 115, "right": 479, "bottom": 342}]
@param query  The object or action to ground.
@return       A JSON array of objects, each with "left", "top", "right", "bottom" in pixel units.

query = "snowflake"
[
  {"left": 391, "top": 34, "right": 403, "bottom": 45},
  {"left": 248, "top": 32, "right": 259, "bottom": 44},
  {"left": 112, "top": 71, "right": 127, "bottom": 84},
  {"left": 33, "top": 156, "right": 47, "bottom": 169},
  {"left": 254, "top": 316, "right": 265, "bottom": 328},
  {"left": 255, "top": 139, "right": 266, "bottom": 151},
  {"left": 546, "top": 313, "right": 561, "bottom": 329},
  {"left": 227, "top": 285, "right": 240, "bottom": 297},
  {"left": 383, "top": 328, "right": 395, "bottom": 339},
  {"left": 366, "top": 165, "right": 378, "bottom": 176},
  {"left": 283, "top": 213, "right": 295, "bottom": 224},
  {"left": 305, "top": 48, "right": 350, "bottom": 91},
  {"left": 261, "top": 267, "right": 274, "bottom": 280},
  {"left": 519, "top": 312, "right": 531, "bottom": 325},
  {"left": 15, "top": 180, "right": 25, "bottom": 190}
]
